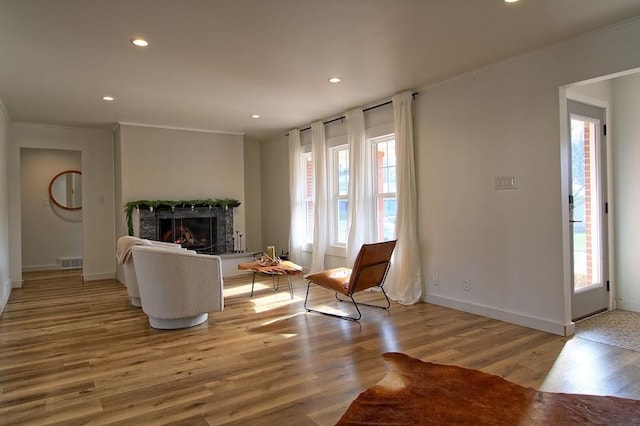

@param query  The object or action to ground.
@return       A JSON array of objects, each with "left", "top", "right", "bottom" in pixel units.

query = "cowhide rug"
[{"left": 336, "top": 352, "right": 640, "bottom": 425}]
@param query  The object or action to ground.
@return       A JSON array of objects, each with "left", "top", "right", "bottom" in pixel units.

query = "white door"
[{"left": 568, "top": 100, "right": 609, "bottom": 321}]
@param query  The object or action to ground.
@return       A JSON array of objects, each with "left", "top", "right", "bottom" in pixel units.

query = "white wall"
[
  {"left": 8, "top": 123, "right": 115, "bottom": 284},
  {"left": 418, "top": 20, "right": 640, "bottom": 335},
  {"left": 612, "top": 72, "right": 640, "bottom": 311},
  {"left": 114, "top": 126, "right": 124, "bottom": 243},
  {"left": 568, "top": 80, "right": 613, "bottom": 104},
  {"left": 0, "top": 102, "right": 10, "bottom": 314},
  {"left": 117, "top": 124, "right": 245, "bottom": 220},
  {"left": 243, "top": 138, "right": 262, "bottom": 252},
  {"left": 416, "top": 61, "right": 571, "bottom": 332},
  {"left": 20, "top": 149, "right": 82, "bottom": 271},
  {"left": 261, "top": 19, "right": 640, "bottom": 335},
  {"left": 260, "top": 134, "right": 291, "bottom": 257},
  {"left": 117, "top": 125, "right": 243, "bottom": 200}
]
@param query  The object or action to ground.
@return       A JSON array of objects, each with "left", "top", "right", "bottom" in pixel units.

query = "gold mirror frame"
[{"left": 48, "top": 170, "right": 82, "bottom": 210}]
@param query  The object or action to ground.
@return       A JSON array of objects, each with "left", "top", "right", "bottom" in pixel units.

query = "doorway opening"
[{"left": 19, "top": 148, "right": 83, "bottom": 275}]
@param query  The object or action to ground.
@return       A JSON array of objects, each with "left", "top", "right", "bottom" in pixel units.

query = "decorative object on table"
[
  {"left": 280, "top": 249, "right": 289, "bottom": 261},
  {"left": 266, "top": 245, "right": 276, "bottom": 260},
  {"left": 254, "top": 251, "right": 281, "bottom": 266},
  {"left": 336, "top": 352, "right": 640, "bottom": 425}
]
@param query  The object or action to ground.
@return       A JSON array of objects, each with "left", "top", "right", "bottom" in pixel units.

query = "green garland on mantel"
[{"left": 124, "top": 198, "right": 241, "bottom": 236}]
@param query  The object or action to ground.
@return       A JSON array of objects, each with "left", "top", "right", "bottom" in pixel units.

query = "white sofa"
[
  {"left": 130, "top": 245, "right": 224, "bottom": 329},
  {"left": 116, "top": 236, "right": 185, "bottom": 307}
]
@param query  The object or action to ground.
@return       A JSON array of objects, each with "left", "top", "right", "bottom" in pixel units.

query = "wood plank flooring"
[{"left": 1, "top": 271, "right": 639, "bottom": 425}]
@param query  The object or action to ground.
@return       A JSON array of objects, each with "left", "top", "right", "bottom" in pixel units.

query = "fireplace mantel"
[{"left": 125, "top": 199, "right": 240, "bottom": 235}]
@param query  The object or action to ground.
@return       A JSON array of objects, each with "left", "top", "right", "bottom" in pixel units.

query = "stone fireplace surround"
[{"left": 138, "top": 206, "right": 234, "bottom": 255}]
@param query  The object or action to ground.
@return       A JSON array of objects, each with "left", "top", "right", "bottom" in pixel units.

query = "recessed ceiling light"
[
  {"left": 328, "top": 77, "right": 342, "bottom": 83},
  {"left": 102, "top": 96, "right": 115, "bottom": 101},
  {"left": 251, "top": 114, "right": 260, "bottom": 119},
  {"left": 131, "top": 38, "right": 149, "bottom": 47},
  {"left": 504, "top": 0, "right": 519, "bottom": 3}
]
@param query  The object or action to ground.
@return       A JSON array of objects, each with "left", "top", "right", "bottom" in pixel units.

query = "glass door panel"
[
  {"left": 568, "top": 100, "right": 608, "bottom": 321},
  {"left": 571, "top": 118, "right": 603, "bottom": 290}
]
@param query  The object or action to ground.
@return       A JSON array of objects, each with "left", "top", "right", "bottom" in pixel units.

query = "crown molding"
[{"left": 117, "top": 121, "right": 245, "bottom": 136}]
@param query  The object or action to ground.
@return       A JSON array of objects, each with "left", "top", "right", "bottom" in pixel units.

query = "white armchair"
[
  {"left": 130, "top": 245, "right": 224, "bottom": 329},
  {"left": 116, "top": 236, "right": 185, "bottom": 307}
]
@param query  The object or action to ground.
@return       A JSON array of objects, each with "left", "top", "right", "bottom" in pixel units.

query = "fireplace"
[{"left": 138, "top": 206, "right": 233, "bottom": 255}]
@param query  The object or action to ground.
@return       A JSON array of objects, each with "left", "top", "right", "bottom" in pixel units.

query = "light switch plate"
[{"left": 495, "top": 175, "right": 517, "bottom": 190}]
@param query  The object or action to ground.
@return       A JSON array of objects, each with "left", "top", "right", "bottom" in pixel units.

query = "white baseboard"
[
  {"left": 425, "top": 294, "right": 569, "bottom": 336},
  {"left": 22, "top": 264, "right": 58, "bottom": 272},
  {"left": 82, "top": 271, "right": 116, "bottom": 281},
  {"left": 11, "top": 279, "right": 23, "bottom": 288},
  {"left": 616, "top": 300, "right": 640, "bottom": 312}
]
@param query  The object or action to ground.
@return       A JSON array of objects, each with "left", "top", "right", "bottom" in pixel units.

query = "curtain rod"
[{"left": 287, "top": 92, "right": 418, "bottom": 136}]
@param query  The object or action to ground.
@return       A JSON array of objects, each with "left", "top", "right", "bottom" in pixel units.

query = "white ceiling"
[{"left": 1, "top": 0, "right": 640, "bottom": 140}]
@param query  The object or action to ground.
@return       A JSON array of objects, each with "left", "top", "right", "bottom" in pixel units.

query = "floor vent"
[{"left": 59, "top": 257, "right": 83, "bottom": 270}]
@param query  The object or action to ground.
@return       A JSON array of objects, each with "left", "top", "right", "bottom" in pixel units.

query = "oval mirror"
[{"left": 49, "top": 170, "right": 82, "bottom": 210}]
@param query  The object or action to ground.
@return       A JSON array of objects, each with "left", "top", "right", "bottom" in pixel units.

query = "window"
[
  {"left": 327, "top": 134, "right": 396, "bottom": 247},
  {"left": 330, "top": 145, "right": 349, "bottom": 245},
  {"left": 302, "top": 152, "right": 314, "bottom": 244},
  {"left": 373, "top": 135, "right": 397, "bottom": 241}
]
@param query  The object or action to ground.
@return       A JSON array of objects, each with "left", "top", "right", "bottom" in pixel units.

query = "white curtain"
[
  {"left": 288, "top": 129, "right": 305, "bottom": 265},
  {"left": 309, "top": 121, "right": 327, "bottom": 273},
  {"left": 346, "top": 108, "right": 376, "bottom": 265},
  {"left": 386, "top": 91, "right": 422, "bottom": 304}
]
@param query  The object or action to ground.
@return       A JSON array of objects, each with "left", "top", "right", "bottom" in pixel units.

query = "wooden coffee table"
[{"left": 237, "top": 260, "right": 303, "bottom": 299}]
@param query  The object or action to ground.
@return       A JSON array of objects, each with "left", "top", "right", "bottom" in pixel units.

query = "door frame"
[{"left": 560, "top": 89, "right": 615, "bottom": 334}]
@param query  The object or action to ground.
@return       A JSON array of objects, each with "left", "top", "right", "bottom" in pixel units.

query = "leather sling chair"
[{"left": 304, "top": 240, "right": 397, "bottom": 321}]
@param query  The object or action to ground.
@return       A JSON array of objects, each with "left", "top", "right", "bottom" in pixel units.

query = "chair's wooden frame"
[{"left": 304, "top": 240, "right": 396, "bottom": 321}]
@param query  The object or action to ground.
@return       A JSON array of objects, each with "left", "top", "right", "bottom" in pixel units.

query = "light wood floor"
[{"left": 2, "top": 271, "right": 640, "bottom": 425}]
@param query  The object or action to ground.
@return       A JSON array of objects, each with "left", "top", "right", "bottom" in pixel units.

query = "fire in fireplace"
[{"left": 159, "top": 217, "right": 217, "bottom": 252}]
